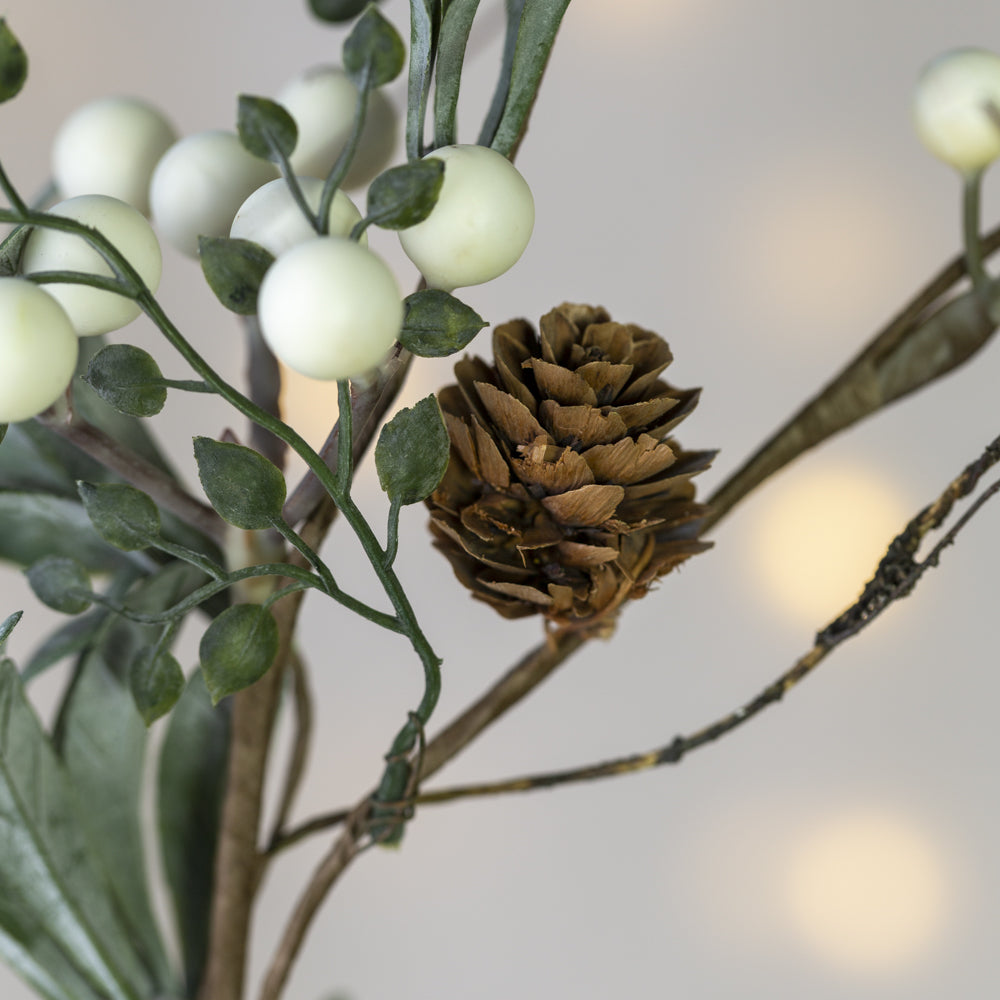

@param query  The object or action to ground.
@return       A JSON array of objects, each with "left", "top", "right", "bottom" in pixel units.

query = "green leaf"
[
  {"left": 433, "top": 0, "right": 481, "bottom": 147},
  {"left": 198, "top": 236, "right": 274, "bottom": 316},
  {"left": 343, "top": 4, "right": 406, "bottom": 88},
  {"left": 477, "top": 0, "right": 526, "bottom": 146},
  {"left": 129, "top": 645, "right": 184, "bottom": 725},
  {"left": 488, "top": 0, "right": 571, "bottom": 156},
  {"left": 78, "top": 481, "right": 161, "bottom": 551},
  {"left": 83, "top": 343, "right": 167, "bottom": 418},
  {"left": 0, "top": 610, "right": 21, "bottom": 647},
  {"left": 399, "top": 288, "right": 487, "bottom": 356},
  {"left": 0, "top": 493, "right": 139, "bottom": 571},
  {"left": 406, "top": 0, "right": 439, "bottom": 158},
  {"left": 193, "top": 436, "right": 286, "bottom": 530},
  {"left": 0, "top": 223, "right": 31, "bottom": 276},
  {"left": 21, "top": 608, "right": 110, "bottom": 683},
  {"left": 57, "top": 653, "right": 176, "bottom": 992},
  {"left": 26, "top": 556, "right": 92, "bottom": 614},
  {"left": 236, "top": 94, "right": 298, "bottom": 162},
  {"left": 199, "top": 604, "right": 279, "bottom": 704},
  {"left": 0, "top": 659, "right": 157, "bottom": 1000},
  {"left": 365, "top": 159, "right": 444, "bottom": 230},
  {"left": 374, "top": 394, "right": 450, "bottom": 504},
  {"left": 309, "top": 0, "right": 375, "bottom": 22},
  {"left": 157, "top": 672, "right": 229, "bottom": 996},
  {"left": 0, "top": 19, "right": 28, "bottom": 104}
]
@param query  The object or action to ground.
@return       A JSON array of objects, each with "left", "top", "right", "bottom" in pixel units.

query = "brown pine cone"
[{"left": 426, "top": 303, "right": 715, "bottom": 635}]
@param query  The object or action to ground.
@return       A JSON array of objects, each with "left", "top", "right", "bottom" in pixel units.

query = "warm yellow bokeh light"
[
  {"left": 747, "top": 461, "right": 909, "bottom": 627},
  {"left": 569, "top": 0, "right": 696, "bottom": 41},
  {"left": 783, "top": 809, "right": 952, "bottom": 974},
  {"left": 278, "top": 362, "right": 339, "bottom": 451}
]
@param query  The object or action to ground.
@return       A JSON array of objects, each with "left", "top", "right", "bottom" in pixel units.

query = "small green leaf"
[
  {"left": 433, "top": 0, "right": 481, "bottom": 148},
  {"left": 130, "top": 645, "right": 184, "bottom": 725},
  {"left": 200, "top": 604, "right": 279, "bottom": 704},
  {"left": 343, "top": 4, "right": 406, "bottom": 88},
  {"left": 0, "top": 19, "right": 28, "bottom": 104},
  {"left": 25, "top": 556, "right": 92, "bottom": 614},
  {"left": 0, "top": 224, "right": 31, "bottom": 276},
  {"left": 193, "top": 437, "right": 286, "bottom": 530},
  {"left": 236, "top": 94, "right": 298, "bottom": 162},
  {"left": 158, "top": 672, "right": 230, "bottom": 995},
  {"left": 84, "top": 343, "right": 167, "bottom": 417},
  {"left": 399, "top": 289, "right": 487, "bottom": 357},
  {"left": 0, "top": 610, "right": 21, "bottom": 647},
  {"left": 365, "top": 159, "right": 444, "bottom": 231},
  {"left": 78, "top": 481, "right": 161, "bottom": 551},
  {"left": 375, "top": 394, "right": 450, "bottom": 504},
  {"left": 198, "top": 236, "right": 275, "bottom": 316},
  {"left": 309, "top": 0, "right": 374, "bottom": 23}
]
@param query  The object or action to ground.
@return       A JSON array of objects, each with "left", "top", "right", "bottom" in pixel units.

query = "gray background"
[{"left": 1, "top": 1, "right": 999, "bottom": 998}]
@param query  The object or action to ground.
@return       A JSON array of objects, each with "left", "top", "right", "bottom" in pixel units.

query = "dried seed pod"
[{"left": 426, "top": 303, "right": 715, "bottom": 635}]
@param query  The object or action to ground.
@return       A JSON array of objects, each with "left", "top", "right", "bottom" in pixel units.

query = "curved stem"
[{"left": 963, "top": 171, "right": 990, "bottom": 296}]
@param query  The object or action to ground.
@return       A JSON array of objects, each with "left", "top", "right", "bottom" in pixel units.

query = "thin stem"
[
  {"left": 23, "top": 269, "right": 132, "bottom": 294},
  {"left": 152, "top": 379, "right": 216, "bottom": 394},
  {"left": 152, "top": 538, "right": 227, "bottom": 580},
  {"left": 271, "top": 146, "right": 321, "bottom": 234},
  {"left": 963, "top": 171, "right": 990, "bottom": 296},
  {"left": 384, "top": 496, "right": 402, "bottom": 567},
  {"left": 318, "top": 62, "right": 372, "bottom": 232},
  {"left": 0, "top": 159, "right": 30, "bottom": 217},
  {"left": 336, "top": 379, "right": 354, "bottom": 494}
]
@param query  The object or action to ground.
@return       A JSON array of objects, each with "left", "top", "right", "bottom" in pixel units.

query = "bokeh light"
[
  {"left": 783, "top": 808, "right": 953, "bottom": 975},
  {"left": 744, "top": 460, "right": 910, "bottom": 628}
]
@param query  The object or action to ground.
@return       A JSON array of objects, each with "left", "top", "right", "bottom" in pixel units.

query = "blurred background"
[{"left": 1, "top": 1, "right": 999, "bottom": 998}]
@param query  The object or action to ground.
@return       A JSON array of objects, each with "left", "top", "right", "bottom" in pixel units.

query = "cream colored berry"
[
  {"left": 149, "top": 130, "right": 277, "bottom": 257},
  {"left": 0, "top": 278, "right": 79, "bottom": 422},
  {"left": 53, "top": 96, "right": 177, "bottom": 215},
  {"left": 20, "top": 194, "right": 162, "bottom": 337},
  {"left": 397, "top": 144, "right": 534, "bottom": 292},
  {"left": 257, "top": 237, "right": 402, "bottom": 380},
  {"left": 914, "top": 48, "right": 1000, "bottom": 173},
  {"left": 230, "top": 177, "right": 365, "bottom": 257},
  {"left": 276, "top": 65, "right": 397, "bottom": 188}
]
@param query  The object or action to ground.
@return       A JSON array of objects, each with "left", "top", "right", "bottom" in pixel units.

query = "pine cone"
[{"left": 426, "top": 303, "right": 715, "bottom": 636}]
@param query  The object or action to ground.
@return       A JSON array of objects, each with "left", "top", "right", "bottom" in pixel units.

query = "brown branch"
[{"left": 40, "top": 412, "right": 226, "bottom": 546}]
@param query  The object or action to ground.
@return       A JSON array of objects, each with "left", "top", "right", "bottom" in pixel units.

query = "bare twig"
[{"left": 39, "top": 411, "right": 226, "bottom": 546}]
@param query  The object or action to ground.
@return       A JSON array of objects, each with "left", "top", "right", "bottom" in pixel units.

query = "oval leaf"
[
  {"left": 25, "top": 556, "right": 92, "bottom": 614},
  {"left": 365, "top": 159, "right": 444, "bottom": 231},
  {"left": 84, "top": 343, "right": 167, "bottom": 418},
  {"left": 399, "top": 289, "right": 487, "bottom": 357},
  {"left": 375, "top": 394, "right": 450, "bottom": 504},
  {"left": 130, "top": 645, "right": 184, "bottom": 725},
  {"left": 198, "top": 235, "right": 275, "bottom": 316},
  {"left": 78, "top": 481, "right": 161, "bottom": 551},
  {"left": 193, "top": 437, "right": 286, "bottom": 530},
  {"left": 0, "top": 19, "right": 27, "bottom": 104},
  {"left": 236, "top": 94, "right": 298, "bottom": 162},
  {"left": 199, "top": 604, "right": 279, "bottom": 704},
  {"left": 343, "top": 4, "right": 406, "bottom": 88},
  {"left": 309, "top": 0, "right": 373, "bottom": 23}
]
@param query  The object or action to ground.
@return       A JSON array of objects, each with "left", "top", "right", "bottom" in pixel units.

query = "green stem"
[
  {"left": 318, "top": 62, "right": 372, "bottom": 232},
  {"left": 151, "top": 378, "right": 216, "bottom": 394},
  {"left": 0, "top": 159, "right": 29, "bottom": 217},
  {"left": 23, "top": 269, "right": 131, "bottom": 295},
  {"left": 336, "top": 380, "right": 354, "bottom": 493},
  {"left": 152, "top": 538, "right": 228, "bottom": 580},
  {"left": 384, "top": 496, "right": 402, "bottom": 567},
  {"left": 963, "top": 171, "right": 990, "bottom": 297},
  {"left": 270, "top": 142, "right": 321, "bottom": 234}
]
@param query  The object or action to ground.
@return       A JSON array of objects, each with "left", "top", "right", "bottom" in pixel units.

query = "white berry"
[
  {"left": 257, "top": 237, "right": 402, "bottom": 380},
  {"left": 53, "top": 96, "right": 177, "bottom": 215},
  {"left": 276, "top": 65, "right": 397, "bottom": 188},
  {"left": 230, "top": 176, "right": 365, "bottom": 257},
  {"left": 149, "top": 130, "right": 277, "bottom": 257},
  {"left": 913, "top": 48, "right": 1000, "bottom": 173},
  {"left": 20, "top": 194, "right": 162, "bottom": 337},
  {"left": 397, "top": 144, "right": 534, "bottom": 292},
  {"left": 0, "top": 278, "right": 79, "bottom": 422}
]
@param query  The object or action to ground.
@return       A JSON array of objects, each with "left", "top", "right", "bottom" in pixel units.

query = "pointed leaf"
[
  {"left": 83, "top": 343, "right": 167, "bottom": 418},
  {"left": 400, "top": 288, "right": 486, "bottom": 356},
  {"left": 0, "top": 223, "right": 31, "bottom": 277},
  {"left": 78, "top": 481, "right": 161, "bottom": 551},
  {"left": 199, "top": 604, "right": 279, "bottom": 703},
  {"left": 194, "top": 436, "right": 286, "bottom": 529},
  {"left": 129, "top": 645, "right": 184, "bottom": 725},
  {"left": 157, "top": 672, "right": 230, "bottom": 996},
  {"left": 26, "top": 556, "right": 92, "bottom": 614},
  {"left": 343, "top": 5, "right": 406, "bottom": 88},
  {"left": 433, "top": 0, "right": 481, "bottom": 147},
  {"left": 0, "top": 659, "right": 155, "bottom": 999},
  {"left": 0, "top": 610, "right": 21, "bottom": 647},
  {"left": 57, "top": 653, "right": 175, "bottom": 991},
  {"left": 375, "top": 394, "right": 450, "bottom": 504},
  {"left": 0, "top": 19, "right": 27, "bottom": 103},
  {"left": 237, "top": 94, "right": 298, "bottom": 162},
  {"left": 198, "top": 236, "right": 274, "bottom": 315},
  {"left": 406, "top": 0, "right": 438, "bottom": 158},
  {"left": 365, "top": 159, "right": 444, "bottom": 230}
]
